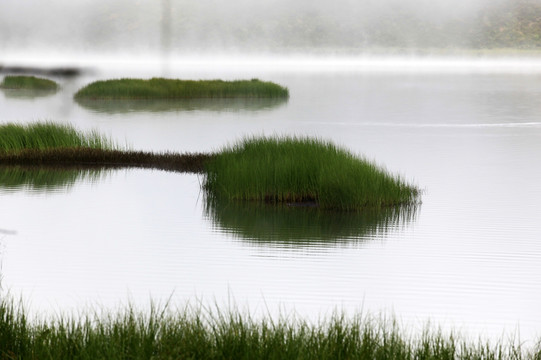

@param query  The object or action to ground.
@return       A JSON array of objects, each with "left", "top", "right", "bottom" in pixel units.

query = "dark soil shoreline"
[{"left": 0, "top": 148, "right": 213, "bottom": 173}]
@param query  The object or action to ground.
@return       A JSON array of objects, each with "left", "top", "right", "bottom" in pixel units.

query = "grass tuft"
[
  {"left": 0, "top": 75, "right": 59, "bottom": 91},
  {"left": 0, "top": 122, "right": 117, "bottom": 152},
  {"left": 204, "top": 136, "right": 420, "bottom": 211},
  {"left": 74, "top": 78, "right": 289, "bottom": 100}
]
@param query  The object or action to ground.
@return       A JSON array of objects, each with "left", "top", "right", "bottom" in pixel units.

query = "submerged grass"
[
  {"left": 74, "top": 78, "right": 289, "bottom": 100},
  {"left": 0, "top": 75, "right": 58, "bottom": 91},
  {"left": 0, "top": 297, "right": 538, "bottom": 360},
  {"left": 0, "top": 122, "right": 116, "bottom": 152},
  {"left": 204, "top": 137, "right": 420, "bottom": 211}
]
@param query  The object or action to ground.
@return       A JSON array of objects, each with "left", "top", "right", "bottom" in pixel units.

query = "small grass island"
[
  {"left": 204, "top": 137, "right": 420, "bottom": 211},
  {"left": 74, "top": 78, "right": 289, "bottom": 100},
  {"left": 0, "top": 75, "right": 59, "bottom": 91},
  {"left": 0, "top": 122, "right": 210, "bottom": 173}
]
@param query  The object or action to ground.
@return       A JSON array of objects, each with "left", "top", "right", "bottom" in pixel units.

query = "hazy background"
[{"left": 1, "top": 0, "right": 541, "bottom": 56}]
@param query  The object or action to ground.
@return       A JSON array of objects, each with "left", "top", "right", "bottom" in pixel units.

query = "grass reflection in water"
[
  {"left": 1, "top": 88, "right": 58, "bottom": 99},
  {"left": 0, "top": 166, "right": 109, "bottom": 192},
  {"left": 205, "top": 198, "right": 419, "bottom": 247},
  {"left": 75, "top": 97, "right": 288, "bottom": 114}
]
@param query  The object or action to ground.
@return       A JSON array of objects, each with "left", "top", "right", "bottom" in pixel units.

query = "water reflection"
[
  {"left": 74, "top": 97, "right": 288, "bottom": 114},
  {"left": 205, "top": 198, "right": 419, "bottom": 248},
  {"left": 1, "top": 88, "right": 58, "bottom": 99},
  {"left": 0, "top": 166, "right": 109, "bottom": 193}
]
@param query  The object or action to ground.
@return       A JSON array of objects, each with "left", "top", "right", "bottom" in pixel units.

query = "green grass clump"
[
  {"left": 204, "top": 137, "right": 420, "bottom": 211},
  {"left": 74, "top": 78, "right": 289, "bottom": 100},
  {"left": 0, "top": 297, "right": 538, "bottom": 360},
  {"left": 0, "top": 122, "right": 117, "bottom": 152},
  {"left": 0, "top": 75, "right": 58, "bottom": 91}
]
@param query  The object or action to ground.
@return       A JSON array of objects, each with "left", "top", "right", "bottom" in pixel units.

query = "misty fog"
[{"left": 1, "top": 0, "right": 540, "bottom": 56}]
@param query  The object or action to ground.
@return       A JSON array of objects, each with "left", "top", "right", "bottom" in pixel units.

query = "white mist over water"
[{"left": 1, "top": 0, "right": 538, "bottom": 56}]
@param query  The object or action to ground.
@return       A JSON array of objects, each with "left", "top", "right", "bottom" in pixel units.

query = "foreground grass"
[
  {"left": 204, "top": 137, "right": 419, "bottom": 211},
  {"left": 0, "top": 298, "right": 538, "bottom": 360},
  {"left": 0, "top": 122, "right": 116, "bottom": 152},
  {"left": 74, "top": 78, "right": 289, "bottom": 100},
  {"left": 0, "top": 75, "right": 58, "bottom": 91}
]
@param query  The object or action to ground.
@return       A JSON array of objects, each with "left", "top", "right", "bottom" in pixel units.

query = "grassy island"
[
  {"left": 0, "top": 75, "right": 59, "bottom": 91},
  {"left": 1, "top": 124, "right": 419, "bottom": 209},
  {"left": 0, "top": 123, "right": 209, "bottom": 173},
  {"left": 74, "top": 78, "right": 289, "bottom": 100},
  {"left": 204, "top": 137, "right": 419, "bottom": 211}
]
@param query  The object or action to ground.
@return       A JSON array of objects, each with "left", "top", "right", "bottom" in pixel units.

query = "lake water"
[{"left": 1, "top": 56, "right": 541, "bottom": 342}]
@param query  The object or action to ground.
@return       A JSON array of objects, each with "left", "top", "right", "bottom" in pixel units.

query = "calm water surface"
[{"left": 1, "top": 57, "right": 541, "bottom": 341}]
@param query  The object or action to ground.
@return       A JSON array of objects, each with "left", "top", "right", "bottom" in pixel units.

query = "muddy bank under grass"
[
  {"left": 0, "top": 122, "right": 210, "bottom": 173},
  {"left": 0, "top": 148, "right": 211, "bottom": 173}
]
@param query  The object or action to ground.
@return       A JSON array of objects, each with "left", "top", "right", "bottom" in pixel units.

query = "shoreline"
[{"left": 0, "top": 148, "right": 212, "bottom": 173}]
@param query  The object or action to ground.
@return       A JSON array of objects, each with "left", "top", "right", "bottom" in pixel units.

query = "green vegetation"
[
  {"left": 0, "top": 75, "right": 58, "bottom": 91},
  {"left": 0, "top": 122, "right": 207, "bottom": 173},
  {"left": 74, "top": 78, "right": 289, "bottom": 100},
  {"left": 0, "top": 297, "right": 538, "bottom": 360},
  {"left": 204, "top": 137, "right": 419, "bottom": 211},
  {"left": 1, "top": 124, "right": 420, "bottom": 209},
  {"left": 0, "top": 122, "right": 116, "bottom": 152},
  {"left": 205, "top": 198, "right": 418, "bottom": 246}
]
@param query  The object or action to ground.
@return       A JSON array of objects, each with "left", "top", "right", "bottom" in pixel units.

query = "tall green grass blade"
[
  {"left": 0, "top": 297, "right": 537, "bottom": 360},
  {"left": 0, "top": 122, "right": 117, "bottom": 152}
]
